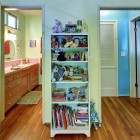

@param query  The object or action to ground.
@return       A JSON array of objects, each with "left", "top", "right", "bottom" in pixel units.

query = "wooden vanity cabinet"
[
  {"left": 5, "top": 64, "right": 38, "bottom": 112},
  {"left": 29, "top": 64, "right": 38, "bottom": 91}
]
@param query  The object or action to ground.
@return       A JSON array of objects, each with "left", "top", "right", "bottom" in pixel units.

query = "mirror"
[{"left": 4, "top": 40, "right": 15, "bottom": 60}]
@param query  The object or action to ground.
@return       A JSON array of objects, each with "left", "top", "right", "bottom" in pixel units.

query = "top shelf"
[{"left": 51, "top": 33, "right": 89, "bottom": 36}]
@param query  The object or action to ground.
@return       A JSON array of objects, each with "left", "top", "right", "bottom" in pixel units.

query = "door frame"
[
  {"left": 0, "top": 4, "right": 47, "bottom": 124},
  {"left": 0, "top": 3, "right": 5, "bottom": 123},
  {"left": 129, "top": 15, "right": 140, "bottom": 98},
  {"left": 100, "top": 20, "right": 118, "bottom": 97}
]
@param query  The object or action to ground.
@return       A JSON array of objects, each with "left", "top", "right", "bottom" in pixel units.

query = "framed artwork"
[
  {"left": 40, "top": 37, "right": 42, "bottom": 53},
  {"left": 30, "top": 40, "right": 36, "bottom": 47}
]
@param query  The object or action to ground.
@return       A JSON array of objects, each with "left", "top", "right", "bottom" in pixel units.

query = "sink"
[
  {"left": 10, "top": 66, "right": 21, "bottom": 70},
  {"left": 18, "top": 64, "right": 30, "bottom": 67}
]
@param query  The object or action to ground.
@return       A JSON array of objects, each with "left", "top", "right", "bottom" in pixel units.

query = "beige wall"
[
  {"left": 25, "top": 15, "right": 42, "bottom": 84},
  {"left": 1, "top": 0, "right": 140, "bottom": 123}
]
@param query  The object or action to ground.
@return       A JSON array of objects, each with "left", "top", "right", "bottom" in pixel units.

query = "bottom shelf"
[
  {"left": 51, "top": 127, "right": 90, "bottom": 137},
  {"left": 52, "top": 125, "right": 89, "bottom": 130}
]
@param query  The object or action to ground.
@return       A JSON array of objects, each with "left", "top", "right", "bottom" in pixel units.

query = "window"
[{"left": 5, "top": 12, "right": 18, "bottom": 30}]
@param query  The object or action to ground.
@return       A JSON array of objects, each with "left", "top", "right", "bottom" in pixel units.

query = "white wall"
[{"left": 1, "top": 0, "right": 140, "bottom": 123}]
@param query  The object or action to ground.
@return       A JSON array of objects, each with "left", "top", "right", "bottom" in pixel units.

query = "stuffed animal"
[
  {"left": 73, "top": 52, "right": 80, "bottom": 61},
  {"left": 52, "top": 19, "right": 63, "bottom": 33},
  {"left": 64, "top": 35, "right": 73, "bottom": 48},
  {"left": 51, "top": 64, "right": 63, "bottom": 82},
  {"left": 78, "top": 89, "right": 86, "bottom": 102},
  {"left": 57, "top": 51, "right": 66, "bottom": 61},
  {"left": 57, "top": 36, "right": 66, "bottom": 48},
  {"left": 80, "top": 38, "right": 87, "bottom": 47},
  {"left": 62, "top": 65, "right": 74, "bottom": 80},
  {"left": 82, "top": 71, "right": 88, "bottom": 82},
  {"left": 51, "top": 36, "right": 58, "bottom": 50},
  {"left": 73, "top": 66, "right": 84, "bottom": 74},
  {"left": 67, "top": 91, "right": 75, "bottom": 101}
]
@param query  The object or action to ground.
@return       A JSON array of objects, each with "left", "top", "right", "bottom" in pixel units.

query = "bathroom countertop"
[{"left": 5, "top": 62, "right": 38, "bottom": 76}]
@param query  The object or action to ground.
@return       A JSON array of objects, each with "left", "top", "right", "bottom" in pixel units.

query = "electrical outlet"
[{"left": 121, "top": 51, "right": 126, "bottom": 56}]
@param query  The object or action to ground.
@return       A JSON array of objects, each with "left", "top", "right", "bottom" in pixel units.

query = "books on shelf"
[
  {"left": 52, "top": 86, "right": 88, "bottom": 103},
  {"left": 52, "top": 90, "right": 66, "bottom": 102},
  {"left": 52, "top": 104, "right": 89, "bottom": 129}
]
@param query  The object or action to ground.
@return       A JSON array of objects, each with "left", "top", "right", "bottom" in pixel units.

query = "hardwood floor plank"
[{"left": 0, "top": 86, "right": 140, "bottom": 140}]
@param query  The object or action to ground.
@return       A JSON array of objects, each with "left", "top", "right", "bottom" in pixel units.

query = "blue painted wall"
[
  {"left": 128, "top": 10, "right": 140, "bottom": 20},
  {"left": 100, "top": 10, "right": 130, "bottom": 96}
]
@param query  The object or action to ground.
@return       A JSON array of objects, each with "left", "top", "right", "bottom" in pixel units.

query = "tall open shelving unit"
[{"left": 51, "top": 33, "right": 90, "bottom": 137}]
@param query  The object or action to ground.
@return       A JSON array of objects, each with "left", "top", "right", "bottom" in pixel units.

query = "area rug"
[{"left": 17, "top": 91, "right": 42, "bottom": 105}]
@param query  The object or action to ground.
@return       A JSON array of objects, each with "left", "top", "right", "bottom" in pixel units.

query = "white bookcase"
[{"left": 50, "top": 33, "right": 90, "bottom": 137}]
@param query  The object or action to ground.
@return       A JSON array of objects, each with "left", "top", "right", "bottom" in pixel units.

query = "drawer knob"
[
  {"left": 9, "top": 86, "right": 11, "bottom": 88},
  {"left": 8, "top": 103, "right": 11, "bottom": 105}
]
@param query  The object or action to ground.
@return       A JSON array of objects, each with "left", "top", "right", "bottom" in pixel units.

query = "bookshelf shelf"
[
  {"left": 52, "top": 61, "right": 88, "bottom": 63},
  {"left": 52, "top": 126, "right": 89, "bottom": 130},
  {"left": 52, "top": 81, "right": 88, "bottom": 84},
  {"left": 52, "top": 100, "right": 89, "bottom": 104},
  {"left": 51, "top": 34, "right": 90, "bottom": 137}
]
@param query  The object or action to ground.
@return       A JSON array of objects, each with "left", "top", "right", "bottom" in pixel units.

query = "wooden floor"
[{"left": 0, "top": 86, "right": 140, "bottom": 140}]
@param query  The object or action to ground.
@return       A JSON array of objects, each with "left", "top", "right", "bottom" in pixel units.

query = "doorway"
[
  {"left": 100, "top": 21, "right": 118, "bottom": 96},
  {"left": 1, "top": 7, "right": 44, "bottom": 123},
  {"left": 100, "top": 10, "right": 132, "bottom": 97},
  {"left": 130, "top": 17, "right": 140, "bottom": 98}
]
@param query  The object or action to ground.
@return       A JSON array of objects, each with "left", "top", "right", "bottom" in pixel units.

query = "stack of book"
[
  {"left": 52, "top": 104, "right": 89, "bottom": 129},
  {"left": 52, "top": 90, "right": 65, "bottom": 102},
  {"left": 75, "top": 104, "right": 89, "bottom": 126}
]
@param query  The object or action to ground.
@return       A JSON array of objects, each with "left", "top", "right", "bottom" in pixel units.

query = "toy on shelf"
[
  {"left": 90, "top": 101, "right": 101, "bottom": 130},
  {"left": 51, "top": 64, "right": 64, "bottom": 82},
  {"left": 77, "top": 20, "right": 82, "bottom": 33},
  {"left": 82, "top": 20, "right": 88, "bottom": 33},
  {"left": 57, "top": 36, "right": 66, "bottom": 48},
  {"left": 62, "top": 65, "right": 74, "bottom": 80},
  {"left": 51, "top": 36, "right": 59, "bottom": 50},
  {"left": 57, "top": 51, "right": 66, "bottom": 61},
  {"left": 82, "top": 71, "right": 88, "bottom": 82},
  {"left": 52, "top": 19, "right": 63, "bottom": 33},
  {"left": 64, "top": 35, "right": 78, "bottom": 48},
  {"left": 78, "top": 89, "right": 86, "bottom": 102},
  {"left": 64, "top": 35, "right": 73, "bottom": 48},
  {"left": 67, "top": 91, "right": 75, "bottom": 101},
  {"left": 80, "top": 38, "right": 88, "bottom": 47}
]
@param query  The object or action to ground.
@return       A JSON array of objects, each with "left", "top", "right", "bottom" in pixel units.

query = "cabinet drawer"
[
  {"left": 13, "top": 71, "right": 22, "bottom": 80},
  {"left": 31, "top": 80, "right": 38, "bottom": 89},
  {"left": 5, "top": 75, "right": 14, "bottom": 84},
  {"left": 21, "top": 69, "right": 30, "bottom": 77},
  {"left": 5, "top": 85, "right": 21, "bottom": 101},
  {"left": 34, "top": 64, "right": 38, "bottom": 70},
  {"left": 5, "top": 78, "right": 21, "bottom": 92},
  {"left": 31, "top": 75, "right": 38, "bottom": 82},
  {"left": 5, "top": 94, "right": 21, "bottom": 112}
]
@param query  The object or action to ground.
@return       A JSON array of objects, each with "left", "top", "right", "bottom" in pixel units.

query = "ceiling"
[{"left": 18, "top": 10, "right": 42, "bottom": 16}]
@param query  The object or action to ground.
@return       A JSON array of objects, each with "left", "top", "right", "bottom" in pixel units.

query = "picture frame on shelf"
[{"left": 65, "top": 24, "right": 77, "bottom": 33}]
